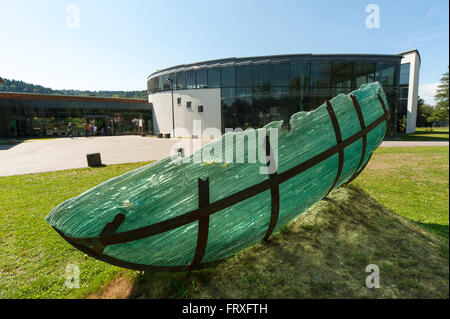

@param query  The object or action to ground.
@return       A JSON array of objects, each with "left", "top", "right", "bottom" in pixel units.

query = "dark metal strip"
[
  {"left": 62, "top": 110, "right": 388, "bottom": 248},
  {"left": 345, "top": 153, "right": 373, "bottom": 186},
  {"left": 55, "top": 227, "right": 224, "bottom": 273},
  {"left": 377, "top": 94, "right": 389, "bottom": 131},
  {"left": 190, "top": 178, "right": 210, "bottom": 266},
  {"left": 92, "top": 213, "right": 125, "bottom": 254},
  {"left": 263, "top": 135, "right": 280, "bottom": 241},
  {"left": 324, "top": 100, "right": 344, "bottom": 197},
  {"left": 344, "top": 95, "right": 367, "bottom": 185}
]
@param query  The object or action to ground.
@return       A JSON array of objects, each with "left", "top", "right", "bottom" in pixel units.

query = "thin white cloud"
[{"left": 419, "top": 82, "right": 439, "bottom": 105}]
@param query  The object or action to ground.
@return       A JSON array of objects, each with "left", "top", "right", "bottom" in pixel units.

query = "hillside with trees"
[{"left": 0, "top": 78, "right": 148, "bottom": 99}]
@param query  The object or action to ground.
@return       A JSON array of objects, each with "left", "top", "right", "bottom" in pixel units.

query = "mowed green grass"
[
  {"left": 353, "top": 146, "right": 449, "bottom": 238},
  {"left": 397, "top": 127, "right": 449, "bottom": 141},
  {"left": 0, "top": 146, "right": 448, "bottom": 298},
  {"left": 0, "top": 162, "right": 152, "bottom": 299}
]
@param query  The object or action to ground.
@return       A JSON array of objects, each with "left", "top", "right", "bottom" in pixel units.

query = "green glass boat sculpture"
[{"left": 46, "top": 82, "right": 390, "bottom": 272}]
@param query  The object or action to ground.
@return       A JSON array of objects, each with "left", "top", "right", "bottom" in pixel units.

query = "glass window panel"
[
  {"left": 221, "top": 66, "right": 235, "bottom": 87},
  {"left": 196, "top": 68, "right": 207, "bottom": 88},
  {"left": 311, "top": 62, "right": 331, "bottom": 89},
  {"left": 353, "top": 62, "right": 376, "bottom": 88},
  {"left": 207, "top": 68, "right": 220, "bottom": 88},
  {"left": 271, "top": 86, "right": 289, "bottom": 95},
  {"left": 221, "top": 87, "right": 236, "bottom": 98},
  {"left": 271, "top": 63, "right": 289, "bottom": 87},
  {"left": 161, "top": 74, "right": 170, "bottom": 90},
  {"left": 401, "top": 87, "right": 409, "bottom": 99},
  {"left": 186, "top": 70, "right": 196, "bottom": 89},
  {"left": 236, "top": 64, "right": 252, "bottom": 87},
  {"left": 176, "top": 71, "right": 186, "bottom": 89},
  {"left": 167, "top": 73, "right": 176, "bottom": 88},
  {"left": 399, "top": 63, "right": 410, "bottom": 86},
  {"left": 376, "top": 63, "right": 397, "bottom": 87},
  {"left": 290, "top": 62, "right": 310, "bottom": 92},
  {"left": 331, "top": 62, "right": 353, "bottom": 89},
  {"left": 221, "top": 98, "right": 237, "bottom": 132},
  {"left": 252, "top": 63, "right": 270, "bottom": 95},
  {"left": 236, "top": 87, "right": 252, "bottom": 97}
]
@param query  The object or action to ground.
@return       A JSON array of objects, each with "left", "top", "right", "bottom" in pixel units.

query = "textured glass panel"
[
  {"left": 207, "top": 68, "right": 220, "bottom": 88},
  {"left": 196, "top": 68, "right": 207, "bottom": 88},
  {"left": 221, "top": 66, "right": 235, "bottom": 88}
]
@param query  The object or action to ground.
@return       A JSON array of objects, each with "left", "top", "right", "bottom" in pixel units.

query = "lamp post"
[{"left": 167, "top": 78, "right": 175, "bottom": 138}]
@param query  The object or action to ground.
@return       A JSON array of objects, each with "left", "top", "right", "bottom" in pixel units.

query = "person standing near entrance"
[
  {"left": 93, "top": 124, "right": 97, "bottom": 136},
  {"left": 83, "top": 121, "right": 89, "bottom": 138},
  {"left": 67, "top": 122, "right": 73, "bottom": 138}
]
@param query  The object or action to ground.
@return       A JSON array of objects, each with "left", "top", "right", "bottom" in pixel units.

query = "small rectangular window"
[
  {"left": 177, "top": 97, "right": 181, "bottom": 105},
  {"left": 187, "top": 101, "right": 192, "bottom": 108},
  {"left": 198, "top": 105, "right": 203, "bottom": 112}
]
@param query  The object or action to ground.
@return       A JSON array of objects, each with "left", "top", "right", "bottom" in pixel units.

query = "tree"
[
  {"left": 430, "top": 68, "right": 449, "bottom": 123},
  {"left": 416, "top": 97, "right": 434, "bottom": 127}
]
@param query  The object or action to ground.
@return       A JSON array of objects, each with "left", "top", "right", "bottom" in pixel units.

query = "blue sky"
[{"left": 0, "top": 0, "right": 448, "bottom": 103}]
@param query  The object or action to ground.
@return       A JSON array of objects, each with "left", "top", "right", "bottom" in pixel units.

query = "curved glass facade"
[{"left": 148, "top": 54, "right": 401, "bottom": 135}]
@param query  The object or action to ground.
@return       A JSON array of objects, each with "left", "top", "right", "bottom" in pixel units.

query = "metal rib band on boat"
[
  {"left": 346, "top": 93, "right": 390, "bottom": 185},
  {"left": 263, "top": 135, "right": 280, "bottom": 241},
  {"left": 325, "top": 100, "right": 344, "bottom": 197},
  {"left": 345, "top": 95, "right": 367, "bottom": 185},
  {"left": 191, "top": 178, "right": 211, "bottom": 266}
]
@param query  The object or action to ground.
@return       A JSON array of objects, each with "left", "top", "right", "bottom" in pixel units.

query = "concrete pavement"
[
  {"left": 0, "top": 136, "right": 212, "bottom": 177},
  {"left": 380, "top": 141, "right": 449, "bottom": 147}
]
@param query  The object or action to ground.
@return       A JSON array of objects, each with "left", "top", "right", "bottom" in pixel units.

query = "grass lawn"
[
  {"left": 353, "top": 146, "right": 449, "bottom": 238},
  {"left": 396, "top": 127, "right": 449, "bottom": 141},
  {"left": 0, "top": 146, "right": 448, "bottom": 299},
  {"left": 0, "top": 162, "right": 152, "bottom": 298}
]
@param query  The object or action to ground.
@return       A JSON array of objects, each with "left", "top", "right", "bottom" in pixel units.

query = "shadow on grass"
[
  {"left": 397, "top": 130, "right": 449, "bottom": 142},
  {"left": 414, "top": 222, "right": 449, "bottom": 238},
  {"left": 97, "top": 185, "right": 448, "bottom": 299}
]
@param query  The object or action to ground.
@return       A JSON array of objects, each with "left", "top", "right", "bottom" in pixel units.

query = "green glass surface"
[{"left": 46, "top": 82, "right": 389, "bottom": 268}]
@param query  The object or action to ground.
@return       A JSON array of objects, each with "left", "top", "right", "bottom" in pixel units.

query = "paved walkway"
[
  {"left": 380, "top": 141, "right": 449, "bottom": 147},
  {"left": 0, "top": 136, "right": 448, "bottom": 177},
  {"left": 0, "top": 136, "right": 212, "bottom": 177}
]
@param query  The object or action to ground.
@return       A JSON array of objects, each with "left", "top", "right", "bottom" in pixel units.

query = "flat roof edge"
[
  {"left": 0, "top": 92, "right": 149, "bottom": 104},
  {"left": 147, "top": 53, "right": 402, "bottom": 79}
]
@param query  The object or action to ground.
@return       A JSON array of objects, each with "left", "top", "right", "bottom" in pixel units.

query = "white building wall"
[
  {"left": 149, "top": 88, "right": 221, "bottom": 137},
  {"left": 401, "top": 51, "right": 421, "bottom": 134}
]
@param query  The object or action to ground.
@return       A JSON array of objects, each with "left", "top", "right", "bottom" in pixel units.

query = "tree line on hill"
[
  {"left": 0, "top": 78, "right": 148, "bottom": 99},
  {"left": 417, "top": 68, "right": 449, "bottom": 127}
]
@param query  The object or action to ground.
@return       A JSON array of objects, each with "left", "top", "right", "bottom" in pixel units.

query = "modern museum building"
[
  {"left": 0, "top": 50, "right": 420, "bottom": 139},
  {"left": 147, "top": 50, "right": 420, "bottom": 137}
]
